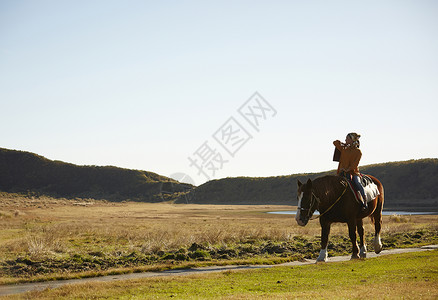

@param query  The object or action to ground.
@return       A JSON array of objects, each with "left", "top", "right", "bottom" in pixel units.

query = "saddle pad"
[
  {"left": 346, "top": 178, "right": 380, "bottom": 203},
  {"left": 363, "top": 182, "right": 380, "bottom": 203}
]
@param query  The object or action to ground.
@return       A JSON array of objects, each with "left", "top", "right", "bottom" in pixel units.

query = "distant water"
[{"left": 267, "top": 211, "right": 438, "bottom": 216}]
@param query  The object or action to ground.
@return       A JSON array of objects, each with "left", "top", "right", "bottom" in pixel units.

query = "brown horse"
[{"left": 295, "top": 175, "right": 384, "bottom": 262}]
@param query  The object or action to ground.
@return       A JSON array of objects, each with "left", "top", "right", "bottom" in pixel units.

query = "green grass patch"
[
  {"left": 2, "top": 228, "right": 437, "bottom": 285},
  {"left": 16, "top": 250, "right": 438, "bottom": 299}
]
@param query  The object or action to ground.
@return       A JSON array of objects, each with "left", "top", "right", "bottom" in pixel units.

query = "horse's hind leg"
[
  {"left": 372, "top": 202, "right": 383, "bottom": 254},
  {"left": 348, "top": 220, "right": 360, "bottom": 259},
  {"left": 357, "top": 218, "right": 366, "bottom": 258}
]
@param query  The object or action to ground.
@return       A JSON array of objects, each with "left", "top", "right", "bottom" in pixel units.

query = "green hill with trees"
[
  {"left": 177, "top": 159, "right": 438, "bottom": 211},
  {"left": 1, "top": 147, "right": 437, "bottom": 210},
  {"left": 0, "top": 148, "right": 192, "bottom": 202}
]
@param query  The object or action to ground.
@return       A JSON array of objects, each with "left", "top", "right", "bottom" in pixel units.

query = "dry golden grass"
[
  {"left": 1, "top": 200, "right": 299, "bottom": 258},
  {"left": 1, "top": 194, "right": 437, "bottom": 284},
  {"left": 1, "top": 196, "right": 437, "bottom": 258}
]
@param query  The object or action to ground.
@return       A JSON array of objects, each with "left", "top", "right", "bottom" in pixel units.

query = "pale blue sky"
[{"left": 1, "top": 1, "right": 437, "bottom": 185}]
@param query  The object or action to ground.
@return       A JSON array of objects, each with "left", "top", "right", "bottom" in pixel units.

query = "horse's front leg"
[
  {"left": 317, "top": 218, "right": 331, "bottom": 262},
  {"left": 357, "top": 218, "right": 366, "bottom": 258},
  {"left": 348, "top": 220, "right": 360, "bottom": 259}
]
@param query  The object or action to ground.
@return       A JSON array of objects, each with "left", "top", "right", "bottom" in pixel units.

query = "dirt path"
[{"left": 1, "top": 245, "right": 437, "bottom": 297}]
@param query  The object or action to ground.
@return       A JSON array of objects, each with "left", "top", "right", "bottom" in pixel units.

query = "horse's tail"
[
  {"left": 367, "top": 174, "right": 384, "bottom": 254},
  {"left": 369, "top": 211, "right": 376, "bottom": 224}
]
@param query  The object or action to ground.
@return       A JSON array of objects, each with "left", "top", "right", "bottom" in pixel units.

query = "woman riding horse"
[
  {"left": 295, "top": 132, "right": 384, "bottom": 262},
  {"left": 333, "top": 132, "right": 367, "bottom": 210}
]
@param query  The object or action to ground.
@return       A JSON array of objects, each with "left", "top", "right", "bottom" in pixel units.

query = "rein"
[{"left": 309, "top": 185, "right": 348, "bottom": 220}]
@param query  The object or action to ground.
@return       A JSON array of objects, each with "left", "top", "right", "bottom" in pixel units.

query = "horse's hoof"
[
  {"left": 374, "top": 244, "right": 382, "bottom": 254},
  {"left": 316, "top": 249, "right": 328, "bottom": 262},
  {"left": 316, "top": 255, "right": 327, "bottom": 263},
  {"left": 316, "top": 256, "right": 327, "bottom": 263},
  {"left": 373, "top": 236, "right": 382, "bottom": 254},
  {"left": 359, "top": 246, "right": 367, "bottom": 258},
  {"left": 350, "top": 255, "right": 360, "bottom": 260}
]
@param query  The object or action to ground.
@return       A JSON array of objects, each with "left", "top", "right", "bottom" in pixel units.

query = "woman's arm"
[{"left": 333, "top": 140, "right": 343, "bottom": 151}]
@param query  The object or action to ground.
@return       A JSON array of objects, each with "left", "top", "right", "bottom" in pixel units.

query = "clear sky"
[{"left": 1, "top": 1, "right": 437, "bottom": 185}]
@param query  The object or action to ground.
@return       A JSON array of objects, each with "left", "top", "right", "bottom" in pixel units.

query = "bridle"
[
  {"left": 299, "top": 186, "right": 348, "bottom": 221},
  {"left": 298, "top": 191, "right": 320, "bottom": 221}
]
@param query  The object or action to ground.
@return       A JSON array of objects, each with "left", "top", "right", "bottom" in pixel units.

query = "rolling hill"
[
  {"left": 1, "top": 147, "right": 437, "bottom": 210},
  {"left": 176, "top": 159, "right": 438, "bottom": 210},
  {"left": 0, "top": 148, "right": 192, "bottom": 202}
]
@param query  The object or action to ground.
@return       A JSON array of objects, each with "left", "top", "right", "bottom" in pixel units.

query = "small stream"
[{"left": 268, "top": 211, "right": 438, "bottom": 215}]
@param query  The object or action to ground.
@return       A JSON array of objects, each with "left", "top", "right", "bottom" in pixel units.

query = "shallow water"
[{"left": 267, "top": 211, "right": 438, "bottom": 216}]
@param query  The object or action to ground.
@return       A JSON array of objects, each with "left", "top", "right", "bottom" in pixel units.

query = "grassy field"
[
  {"left": 1, "top": 193, "right": 437, "bottom": 285},
  {"left": 4, "top": 250, "right": 438, "bottom": 299}
]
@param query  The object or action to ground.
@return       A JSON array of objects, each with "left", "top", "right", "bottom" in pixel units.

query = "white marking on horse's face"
[
  {"left": 295, "top": 192, "right": 305, "bottom": 226},
  {"left": 297, "top": 192, "right": 303, "bottom": 206}
]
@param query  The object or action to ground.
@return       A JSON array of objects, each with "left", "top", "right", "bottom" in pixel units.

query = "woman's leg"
[{"left": 352, "top": 175, "right": 367, "bottom": 207}]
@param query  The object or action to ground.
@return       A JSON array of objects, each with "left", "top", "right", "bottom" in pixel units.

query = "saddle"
[
  {"left": 360, "top": 175, "right": 373, "bottom": 187},
  {"left": 343, "top": 174, "right": 380, "bottom": 203}
]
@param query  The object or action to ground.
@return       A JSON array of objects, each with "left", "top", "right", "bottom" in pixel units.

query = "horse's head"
[{"left": 295, "top": 178, "right": 317, "bottom": 226}]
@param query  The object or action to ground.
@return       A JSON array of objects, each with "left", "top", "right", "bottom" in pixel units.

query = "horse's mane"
[{"left": 312, "top": 175, "right": 347, "bottom": 203}]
